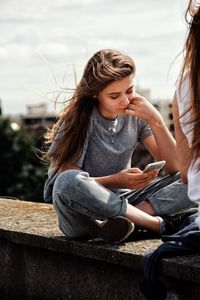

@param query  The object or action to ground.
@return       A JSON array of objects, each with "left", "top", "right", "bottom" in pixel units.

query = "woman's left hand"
[{"left": 125, "top": 93, "right": 161, "bottom": 124}]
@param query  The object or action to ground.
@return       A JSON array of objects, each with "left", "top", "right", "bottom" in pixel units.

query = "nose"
[{"left": 120, "top": 94, "right": 130, "bottom": 106}]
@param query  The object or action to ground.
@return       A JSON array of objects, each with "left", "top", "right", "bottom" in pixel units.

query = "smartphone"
[{"left": 143, "top": 160, "right": 166, "bottom": 173}]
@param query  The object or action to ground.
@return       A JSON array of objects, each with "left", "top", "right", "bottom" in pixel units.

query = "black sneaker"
[
  {"left": 94, "top": 216, "right": 135, "bottom": 244},
  {"left": 161, "top": 208, "right": 198, "bottom": 235}
]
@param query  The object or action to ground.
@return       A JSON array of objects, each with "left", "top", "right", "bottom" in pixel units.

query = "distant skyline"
[{"left": 0, "top": 0, "right": 188, "bottom": 115}]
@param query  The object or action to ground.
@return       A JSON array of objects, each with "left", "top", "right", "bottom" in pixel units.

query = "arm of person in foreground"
[{"left": 172, "top": 94, "right": 193, "bottom": 183}]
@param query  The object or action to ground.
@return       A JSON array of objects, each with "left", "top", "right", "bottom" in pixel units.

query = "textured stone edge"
[
  {"left": 0, "top": 228, "right": 143, "bottom": 269},
  {"left": 1, "top": 227, "right": 200, "bottom": 283}
]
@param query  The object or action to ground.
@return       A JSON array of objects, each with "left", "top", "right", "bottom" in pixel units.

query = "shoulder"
[
  {"left": 175, "top": 73, "right": 190, "bottom": 101},
  {"left": 121, "top": 114, "right": 150, "bottom": 130},
  {"left": 122, "top": 115, "right": 152, "bottom": 140},
  {"left": 175, "top": 73, "right": 190, "bottom": 114}
]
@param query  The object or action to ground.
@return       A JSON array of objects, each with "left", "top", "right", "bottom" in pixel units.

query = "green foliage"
[{"left": 0, "top": 117, "right": 48, "bottom": 202}]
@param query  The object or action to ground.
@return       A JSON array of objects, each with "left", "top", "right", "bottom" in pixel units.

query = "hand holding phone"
[{"left": 143, "top": 160, "right": 166, "bottom": 173}]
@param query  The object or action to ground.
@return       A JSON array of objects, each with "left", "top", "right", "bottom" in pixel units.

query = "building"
[{"left": 20, "top": 103, "right": 56, "bottom": 132}]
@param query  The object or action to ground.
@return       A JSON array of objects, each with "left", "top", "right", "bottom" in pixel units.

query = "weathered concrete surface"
[
  {"left": 0, "top": 198, "right": 60, "bottom": 236},
  {"left": 0, "top": 199, "right": 160, "bottom": 300},
  {"left": 0, "top": 199, "right": 200, "bottom": 300},
  {"left": 0, "top": 198, "right": 162, "bottom": 262}
]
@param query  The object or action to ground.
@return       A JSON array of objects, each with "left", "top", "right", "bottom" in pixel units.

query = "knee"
[
  {"left": 54, "top": 169, "right": 80, "bottom": 193},
  {"left": 52, "top": 170, "right": 80, "bottom": 207},
  {"left": 53, "top": 169, "right": 89, "bottom": 196}
]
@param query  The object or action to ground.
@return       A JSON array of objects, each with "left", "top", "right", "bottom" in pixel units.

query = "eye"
[
  {"left": 110, "top": 95, "right": 119, "bottom": 100},
  {"left": 126, "top": 89, "right": 133, "bottom": 94}
]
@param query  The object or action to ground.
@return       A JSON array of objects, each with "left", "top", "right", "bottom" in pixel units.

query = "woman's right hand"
[
  {"left": 114, "top": 167, "right": 157, "bottom": 189},
  {"left": 125, "top": 93, "right": 163, "bottom": 126}
]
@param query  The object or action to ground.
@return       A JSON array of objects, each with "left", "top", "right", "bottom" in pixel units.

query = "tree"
[{"left": 0, "top": 117, "right": 48, "bottom": 202}]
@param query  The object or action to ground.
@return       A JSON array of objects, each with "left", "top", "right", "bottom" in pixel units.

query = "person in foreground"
[
  {"left": 141, "top": 1, "right": 200, "bottom": 299},
  {"left": 43, "top": 49, "right": 194, "bottom": 244}
]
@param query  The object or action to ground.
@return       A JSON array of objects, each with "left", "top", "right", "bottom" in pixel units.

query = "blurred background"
[{"left": 0, "top": 0, "right": 188, "bottom": 201}]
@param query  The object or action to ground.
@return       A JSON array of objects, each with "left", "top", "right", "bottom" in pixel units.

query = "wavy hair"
[
  {"left": 179, "top": 0, "right": 200, "bottom": 164},
  {"left": 45, "top": 49, "right": 135, "bottom": 169}
]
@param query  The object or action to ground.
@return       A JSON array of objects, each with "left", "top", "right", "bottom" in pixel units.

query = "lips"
[{"left": 117, "top": 108, "right": 127, "bottom": 111}]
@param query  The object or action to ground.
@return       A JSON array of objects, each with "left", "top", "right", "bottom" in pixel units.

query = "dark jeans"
[{"left": 141, "top": 213, "right": 200, "bottom": 300}]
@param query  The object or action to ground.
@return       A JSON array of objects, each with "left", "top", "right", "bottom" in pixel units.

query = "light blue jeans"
[{"left": 53, "top": 170, "right": 194, "bottom": 239}]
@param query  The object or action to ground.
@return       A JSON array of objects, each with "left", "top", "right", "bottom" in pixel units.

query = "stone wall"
[{"left": 0, "top": 199, "right": 200, "bottom": 300}]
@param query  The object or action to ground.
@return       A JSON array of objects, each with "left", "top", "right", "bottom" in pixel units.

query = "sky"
[{"left": 0, "top": 0, "right": 188, "bottom": 115}]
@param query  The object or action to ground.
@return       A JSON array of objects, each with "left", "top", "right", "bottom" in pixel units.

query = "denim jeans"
[
  {"left": 121, "top": 172, "right": 194, "bottom": 216},
  {"left": 53, "top": 170, "right": 194, "bottom": 239}
]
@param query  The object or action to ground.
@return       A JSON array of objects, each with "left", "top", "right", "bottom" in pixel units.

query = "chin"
[{"left": 117, "top": 110, "right": 126, "bottom": 115}]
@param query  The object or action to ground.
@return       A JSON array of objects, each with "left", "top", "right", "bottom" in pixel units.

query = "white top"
[{"left": 176, "top": 75, "right": 200, "bottom": 228}]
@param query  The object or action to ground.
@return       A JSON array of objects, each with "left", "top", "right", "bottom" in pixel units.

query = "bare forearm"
[
  {"left": 94, "top": 168, "right": 158, "bottom": 190},
  {"left": 172, "top": 96, "right": 192, "bottom": 182},
  {"left": 176, "top": 137, "right": 191, "bottom": 183},
  {"left": 149, "top": 118, "right": 178, "bottom": 173},
  {"left": 142, "top": 112, "right": 178, "bottom": 173},
  {"left": 94, "top": 173, "right": 120, "bottom": 189}
]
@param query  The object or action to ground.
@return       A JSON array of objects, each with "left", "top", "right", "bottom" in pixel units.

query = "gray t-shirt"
[{"left": 44, "top": 107, "right": 152, "bottom": 202}]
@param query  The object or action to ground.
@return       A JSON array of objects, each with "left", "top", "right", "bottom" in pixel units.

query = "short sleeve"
[{"left": 138, "top": 120, "right": 152, "bottom": 142}]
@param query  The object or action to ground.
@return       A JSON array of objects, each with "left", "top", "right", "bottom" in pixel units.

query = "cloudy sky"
[{"left": 0, "top": 0, "right": 188, "bottom": 115}]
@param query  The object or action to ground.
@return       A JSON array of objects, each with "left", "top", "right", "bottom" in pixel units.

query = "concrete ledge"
[{"left": 0, "top": 199, "right": 200, "bottom": 300}]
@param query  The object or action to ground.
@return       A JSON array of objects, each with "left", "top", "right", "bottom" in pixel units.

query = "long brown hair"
[
  {"left": 179, "top": 0, "right": 200, "bottom": 164},
  {"left": 45, "top": 49, "right": 135, "bottom": 169}
]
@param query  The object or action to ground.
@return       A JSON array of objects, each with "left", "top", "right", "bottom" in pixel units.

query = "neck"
[{"left": 97, "top": 108, "right": 118, "bottom": 121}]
